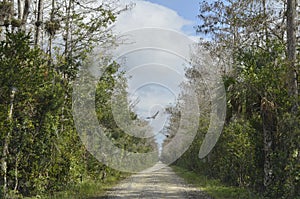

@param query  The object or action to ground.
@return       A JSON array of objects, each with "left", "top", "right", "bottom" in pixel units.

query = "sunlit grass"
[
  {"left": 25, "top": 174, "right": 129, "bottom": 199},
  {"left": 172, "top": 166, "right": 263, "bottom": 199}
]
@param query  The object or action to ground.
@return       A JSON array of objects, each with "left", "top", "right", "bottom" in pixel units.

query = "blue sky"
[
  {"left": 146, "top": 0, "right": 200, "bottom": 35},
  {"left": 115, "top": 0, "right": 201, "bottom": 36},
  {"left": 113, "top": 0, "right": 201, "bottom": 148},
  {"left": 146, "top": 0, "right": 200, "bottom": 21}
]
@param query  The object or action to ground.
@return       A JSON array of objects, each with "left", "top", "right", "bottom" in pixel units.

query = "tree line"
[
  {"left": 0, "top": 0, "right": 155, "bottom": 198},
  {"left": 168, "top": 0, "right": 299, "bottom": 198}
]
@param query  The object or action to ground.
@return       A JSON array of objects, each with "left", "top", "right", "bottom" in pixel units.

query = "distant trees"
[{"left": 171, "top": 0, "right": 299, "bottom": 198}]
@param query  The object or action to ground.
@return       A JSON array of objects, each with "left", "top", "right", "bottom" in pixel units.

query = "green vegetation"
[
  {"left": 0, "top": 0, "right": 299, "bottom": 198},
  {"left": 172, "top": 166, "right": 262, "bottom": 199},
  {"left": 0, "top": 1, "right": 154, "bottom": 198},
  {"left": 0, "top": 30, "right": 153, "bottom": 199},
  {"left": 165, "top": 1, "right": 299, "bottom": 199},
  {"left": 24, "top": 173, "right": 129, "bottom": 199}
]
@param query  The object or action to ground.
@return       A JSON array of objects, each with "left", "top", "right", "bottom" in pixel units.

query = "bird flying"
[{"left": 146, "top": 110, "right": 159, "bottom": 119}]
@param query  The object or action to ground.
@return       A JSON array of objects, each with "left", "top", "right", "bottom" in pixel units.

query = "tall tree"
[
  {"left": 0, "top": 0, "right": 134, "bottom": 197},
  {"left": 34, "top": 0, "right": 44, "bottom": 45},
  {"left": 170, "top": 1, "right": 300, "bottom": 198},
  {"left": 286, "top": 0, "right": 298, "bottom": 112},
  {"left": 1, "top": 87, "right": 17, "bottom": 197}
]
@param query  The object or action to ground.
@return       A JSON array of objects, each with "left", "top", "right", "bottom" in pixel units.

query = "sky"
[
  {"left": 112, "top": 0, "right": 201, "bottom": 147},
  {"left": 114, "top": 0, "right": 200, "bottom": 36},
  {"left": 145, "top": 0, "right": 200, "bottom": 35}
]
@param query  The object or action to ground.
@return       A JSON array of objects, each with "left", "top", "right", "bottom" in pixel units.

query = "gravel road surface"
[{"left": 95, "top": 162, "right": 212, "bottom": 199}]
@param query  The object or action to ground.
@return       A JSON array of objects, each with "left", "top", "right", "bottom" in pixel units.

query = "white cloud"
[
  {"left": 131, "top": 83, "right": 176, "bottom": 115},
  {"left": 114, "top": 1, "right": 192, "bottom": 32},
  {"left": 110, "top": 0, "right": 198, "bottom": 138}
]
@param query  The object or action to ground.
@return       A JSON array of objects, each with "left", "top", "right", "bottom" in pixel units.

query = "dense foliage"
[
  {"left": 170, "top": 0, "right": 300, "bottom": 198},
  {"left": 0, "top": 0, "right": 154, "bottom": 198}
]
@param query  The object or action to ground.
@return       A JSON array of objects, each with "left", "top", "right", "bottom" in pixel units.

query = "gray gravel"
[{"left": 97, "top": 162, "right": 213, "bottom": 199}]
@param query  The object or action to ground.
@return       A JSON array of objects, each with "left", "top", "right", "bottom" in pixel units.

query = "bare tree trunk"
[
  {"left": 21, "top": 0, "right": 30, "bottom": 30},
  {"left": 9, "top": 0, "right": 14, "bottom": 32},
  {"left": 17, "top": 0, "right": 22, "bottom": 21},
  {"left": 262, "top": 0, "right": 269, "bottom": 43},
  {"left": 287, "top": 0, "right": 298, "bottom": 112},
  {"left": 14, "top": 153, "right": 20, "bottom": 192},
  {"left": 47, "top": 0, "right": 55, "bottom": 57},
  {"left": 34, "top": 0, "right": 43, "bottom": 45},
  {"left": 1, "top": 135, "right": 9, "bottom": 197},
  {"left": 2, "top": 88, "right": 17, "bottom": 198},
  {"left": 261, "top": 97, "right": 276, "bottom": 191},
  {"left": 64, "top": 0, "right": 73, "bottom": 58},
  {"left": 286, "top": 1, "right": 298, "bottom": 195}
]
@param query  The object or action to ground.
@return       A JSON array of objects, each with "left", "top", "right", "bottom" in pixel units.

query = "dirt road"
[{"left": 96, "top": 162, "right": 212, "bottom": 199}]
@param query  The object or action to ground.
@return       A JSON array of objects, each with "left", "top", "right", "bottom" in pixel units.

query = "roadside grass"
[
  {"left": 24, "top": 174, "right": 130, "bottom": 199},
  {"left": 172, "top": 166, "right": 263, "bottom": 199}
]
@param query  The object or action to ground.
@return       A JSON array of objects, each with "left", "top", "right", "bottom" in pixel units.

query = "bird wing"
[
  {"left": 152, "top": 111, "right": 159, "bottom": 118},
  {"left": 145, "top": 111, "right": 159, "bottom": 119}
]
